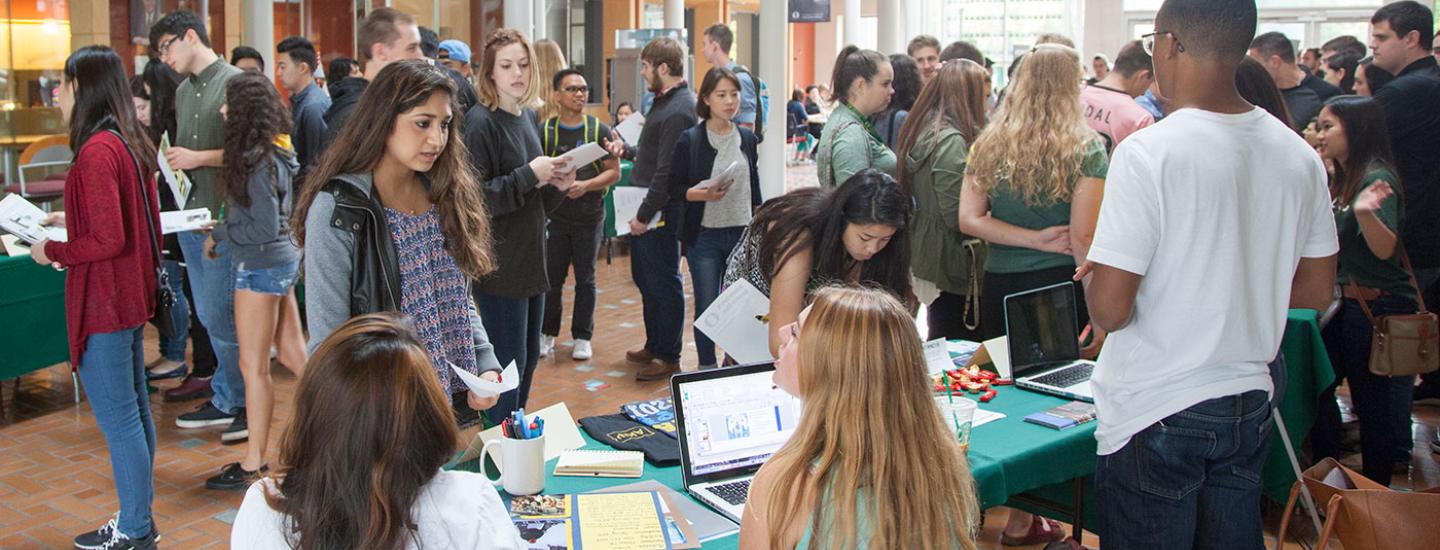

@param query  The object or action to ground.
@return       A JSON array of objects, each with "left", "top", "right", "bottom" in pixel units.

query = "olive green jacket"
[{"left": 905, "top": 127, "right": 985, "bottom": 296}]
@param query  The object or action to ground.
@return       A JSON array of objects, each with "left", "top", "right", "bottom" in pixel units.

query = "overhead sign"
[{"left": 789, "top": 0, "right": 830, "bottom": 23}]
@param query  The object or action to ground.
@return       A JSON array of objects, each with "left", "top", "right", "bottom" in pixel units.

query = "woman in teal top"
[
  {"left": 817, "top": 46, "right": 897, "bottom": 187},
  {"left": 1313, "top": 95, "right": 1418, "bottom": 483},
  {"left": 738, "top": 287, "right": 978, "bottom": 550}
]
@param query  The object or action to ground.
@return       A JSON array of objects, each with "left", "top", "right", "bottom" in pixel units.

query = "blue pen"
[{"left": 517, "top": 409, "right": 529, "bottom": 439}]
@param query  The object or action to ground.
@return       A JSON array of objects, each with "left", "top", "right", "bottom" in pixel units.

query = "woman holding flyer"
[{"left": 673, "top": 66, "right": 762, "bottom": 369}]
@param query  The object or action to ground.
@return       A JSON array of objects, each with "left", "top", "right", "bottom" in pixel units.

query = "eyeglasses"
[
  {"left": 562, "top": 86, "right": 589, "bottom": 94},
  {"left": 157, "top": 35, "right": 180, "bottom": 55},
  {"left": 1141, "top": 31, "right": 1183, "bottom": 56}
]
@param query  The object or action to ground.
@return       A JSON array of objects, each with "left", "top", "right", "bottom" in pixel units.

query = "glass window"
[{"left": 0, "top": 1, "right": 70, "bottom": 161}]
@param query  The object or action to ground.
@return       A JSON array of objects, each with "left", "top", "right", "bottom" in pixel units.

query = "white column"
[
  {"left": 533, "top": 0, "right": 548, "bottom": 40},
  {"left": 843, "top": 0, "right": 862, "bottom": 47},
  {"left": 665, "top": 0, "right": 684, "bottom": 30},
  {"left": 905, "top": 0, "right": 924, "bottom": 43},
  {"left": 505, "top": 0, "right": 532, "bottom": 34},
  {"left": 759, "top": 0, "right": 787, "bottom": 200},
  {"left": 878, "top": 0, "right": 902, "bottom": 54},
  {"left": 241, "top": 0, "right": 273, "bottom": 79}
]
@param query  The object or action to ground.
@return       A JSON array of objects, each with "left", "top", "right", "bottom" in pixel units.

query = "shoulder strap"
[
  {"left": 106, "top": 130, "right": 163, "bottom": 272},
  {"left": 1348, "top": 240, "right": 1428, "bottom": 327}
]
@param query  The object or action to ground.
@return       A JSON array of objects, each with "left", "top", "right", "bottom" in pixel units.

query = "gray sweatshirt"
[
  {"left": 212, "top": 149, "right": 301, "bottom": 269},
  {"left": 301, "top": 172, "right": 502, "bottom": 374}
]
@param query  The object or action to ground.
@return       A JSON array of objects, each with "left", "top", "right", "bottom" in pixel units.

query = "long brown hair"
[
  {"left": 895, "top": 59, "right": 989, "bottom": 196},
  {"left": 765, "top": 286, "right": 979, "bottom": 549},
  {"left": 265, "top": 312, "right": 459, "bottom": 550},
  {"left": 290, "top": 59, "right": 495, "bottom": 278},
  {"left": 221, "top": 72, "right": 291, "bottom": 208}
]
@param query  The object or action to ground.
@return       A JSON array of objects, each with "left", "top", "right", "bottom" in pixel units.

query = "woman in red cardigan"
[{"left": 30, "top": 45, "right": 162, "bottom": 550}]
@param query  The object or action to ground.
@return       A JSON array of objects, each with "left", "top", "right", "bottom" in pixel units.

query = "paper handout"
[
  {"left": 611, "top": 187, "right": 661, "bottom": 237},
  {"left": 614, "top": 111, "right": 645, "bottom": 144},
  {"left": 560, "top": 142, "right": 609, "bottom": 168},
  {"left": 924, "top": 339, "right": 955, "bottom": 376},
  {"left": 160, "top": 209, "right": 212, "bottom": 234},
  {"left": 0, "top": 194, "right": 66, "bottom": 244},
  {"left": 693, "top": 160, "right": 743, "bottom": 194},
  {"left": 694, "top": 279, "right": 774, "bottom": 364},
  {"left": 449, "top": 360, "right": 520, "bottom": 397},
  {"left": 158, "top": 132, "right": 191, "bottom": 206}
]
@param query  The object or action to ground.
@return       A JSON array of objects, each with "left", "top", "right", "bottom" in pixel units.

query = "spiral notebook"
[{"left": 554, "top": 449, "right": 645, "bottom": 478}]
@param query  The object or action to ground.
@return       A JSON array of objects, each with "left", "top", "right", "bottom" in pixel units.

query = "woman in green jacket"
[
  {"left": 817, "top": 45, "right": 896, "bottom": 187},
  {"left": 896, "top": 59, "right": 991, "bottom": 341}
]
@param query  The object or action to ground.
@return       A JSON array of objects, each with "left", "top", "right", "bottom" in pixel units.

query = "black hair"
[
  {"left": 419, "top": 26, "right": 440, "bottom": 59},
  {"left": 1323, "top": 51, "right": 1361, "bottom": 94},
  {"left": 1250, "top": 32, "right": 1296, "bottom": 64},
  {"left": 140, "top": 59, "right": 183, "bottom": 146},
  {"left": 231, "top": 46, "right": 265, "bottom": 71},
  {"left": 130, "top": 75, "right": 148, "bottom": 100},
  {"left": 1372, "top": 1, "right": 1434, "bottom": 50},
  {"left": 277, "top": 36, "right": 319, "bottom": 72},
  {"left": 939, "top": 40, "right": 985, "bottom": 65},
  {"left": 1156, "top": 0, "right": 1258, "bottom": 60},
  {"left": 792, "top": 88, "right": 805, "bottom": 102},
  {"left": 696, "top": 66, "right": 743, "bottom": 120},
  {"left": 64, "top": 46, "right": 157, "bottom": 179},
  {"left": 327, "top": 57, "right": 357, "bottom": 82},
  {"left": 1323, "top": 95, "right": 1398, "bottom": 207},
  {"left": 886, "top": 53, "right": 922, "bottom": 112},
  {"left": 221, "top": 72, "right": 291, "bottom": 209},
  {"left": 1008, "top": 53, "right": 1027, "bottom": 79},
  {"left": 1323, "top": 35, "right": 1367, "bottom": 59},
  {"left": 829, "top": 46, "right": 887, "bottom": 104},
  {"left": 1112, "top": 40, "right": 1153, "bottom": 77},
  {"left": 1359, "top": 57, "right": 1396, "bottom": 93},
  {"left": 1236, "top": 57, "right": 1294, "bottom": 129},
  {"left": 150, "top": 11, "right": 209, "bottom": 49},
  {"left": 552, "top": 67, "right": 585, "bottom": 92},
  {"left": 805, "top": 84, "right": 819, "bottom": 94}
]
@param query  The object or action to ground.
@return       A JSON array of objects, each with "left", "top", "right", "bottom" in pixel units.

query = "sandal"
[{"left": 1001, "top": 517, "right": 1067, "bottom": 546}]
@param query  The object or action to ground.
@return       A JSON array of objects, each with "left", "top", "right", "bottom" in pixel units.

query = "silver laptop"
[
  {"left": 670, "top": 362, "right": 803, "bottom": 523},
  {"left": 1004, "top": 282, "right": 1096, "bottom": 403}
]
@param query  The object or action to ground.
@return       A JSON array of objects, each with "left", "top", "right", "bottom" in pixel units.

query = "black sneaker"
[
  {"left": 220, "top": 408, "right": 248, "bottom": 443},
  {"left": 145, "top": 362, "right": 187, "bottom": 381},
  {"left": 205, "top": 461, "right": 267, "bottom": 491},
  {"left": 176, "top": 402, "right": 235, "bottom": 429},
  {"left": 74, "top": 516, "right": 157, "bottom": 550}
]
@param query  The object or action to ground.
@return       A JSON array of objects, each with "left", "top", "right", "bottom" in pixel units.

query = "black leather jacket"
[{"left": 322, "top": 178, "right": 401, "bottom": 315}]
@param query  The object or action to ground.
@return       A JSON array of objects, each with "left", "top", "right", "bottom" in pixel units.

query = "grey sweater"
[
  {"left": 212, "top": 149, "right": 301, "bottom": 269},
  {"left": 301, "top": 172, "right": 503, "bottom": 374}
]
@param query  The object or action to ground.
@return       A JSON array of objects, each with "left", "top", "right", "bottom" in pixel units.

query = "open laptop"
[
  {"left": 670, "top": 362, "right": 803, "bottom": 523},
  {"left": 1004, "top": 282, "right": 1096, "bottom": 402}
]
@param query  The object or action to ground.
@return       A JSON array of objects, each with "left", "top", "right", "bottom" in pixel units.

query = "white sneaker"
[
  {"left": 572, "top": 339, "right": 593, "bottom": 361},
  {"left": 539, "top": 335, "right": 555, "bottom": 358}
]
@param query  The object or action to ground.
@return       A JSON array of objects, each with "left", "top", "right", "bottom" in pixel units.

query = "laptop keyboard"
[
  {"left": 706, "top": 479, "right": 752, "bottom": 506},
  {"left": 1030, "top": 363, "right": 1093, "bottom": 388}
]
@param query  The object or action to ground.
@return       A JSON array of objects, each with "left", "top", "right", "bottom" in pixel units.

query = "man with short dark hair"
[
  {"left": 1249, "top": 31, "right": 1342, "bottom": 129},
  {"left": 1322, "top": 34, "right": 1368, "bottom": 65},
  {"left": 276, "top": 36, "right": 329, "bottom": 177},
  {"left": 150, "top": 10, "right": 250, "bottom": 448},
  {"left": 1082, "top": 40, "right": 1155, "bottom": 151},
  {"left": 602, "top": 36, "right": 697, "bottom": 381},
  {"left": 939, "top": 40, "right": 986, "bottom": 66},
  {"left": 700, "top": 23, "right": 759, "bottom": 129},
  {"left": 230, "top": 45, "right": 264, "bottom": 73},
  {"left": 322, "top": 7, "right": 422, "bottom": 144},
  {"left": 1083, "top": 0, "right": 1338, "bottom": 547},
  {"left": 908, "top": 34, "right": 942, "bottom": 84}
]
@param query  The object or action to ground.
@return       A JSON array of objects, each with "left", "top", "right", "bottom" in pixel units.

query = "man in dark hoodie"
[
  {"left": 322, "top": 7, "right": 423, "bottom": 146},
  {"left": 419, "top": 26, "right": 478, "bottom": 116}
]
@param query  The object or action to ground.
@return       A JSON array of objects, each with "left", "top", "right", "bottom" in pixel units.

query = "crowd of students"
[{"left": 26, "top": 0, "right": 1440, "bottom": 548}]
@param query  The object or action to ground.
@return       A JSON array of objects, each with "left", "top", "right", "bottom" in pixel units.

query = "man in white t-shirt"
[{"left": 1077, "top": 0, "right": 1338, "bottom": 548}]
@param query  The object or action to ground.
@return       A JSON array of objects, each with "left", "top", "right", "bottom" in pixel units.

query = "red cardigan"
[{"left": 43, "top": 132, "right": 159, "bottom": 367}]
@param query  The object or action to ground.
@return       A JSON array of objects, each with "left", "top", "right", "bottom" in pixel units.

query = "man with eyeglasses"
[{"left": 537, "top": 68, "right": 621, "bottom": 364}]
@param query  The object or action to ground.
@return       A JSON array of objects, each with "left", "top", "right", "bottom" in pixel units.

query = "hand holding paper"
[{"left": 451, "top": 361, "right": 520, "bottom": 397}]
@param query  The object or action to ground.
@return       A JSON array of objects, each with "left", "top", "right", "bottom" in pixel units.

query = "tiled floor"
[{"left": 2, "top": 163, "right": 1438, "bottom": 548}]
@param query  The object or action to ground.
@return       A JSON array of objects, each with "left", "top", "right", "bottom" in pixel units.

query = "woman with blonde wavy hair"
[
  {"left": 957, "top": 44, "right": 1105, "bottom": 545},
  {"left": 739, "top": 286, "right": 979, "bottom": 550},
  {"left": 532, "top": 38, "right": 568, "bottom": 122}
]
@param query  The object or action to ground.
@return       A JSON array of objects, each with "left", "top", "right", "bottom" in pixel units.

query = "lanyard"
[{"left": 840, "top": 102, "right": 884, "bottom": 144}]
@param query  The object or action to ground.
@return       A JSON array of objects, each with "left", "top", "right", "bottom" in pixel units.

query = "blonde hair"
[
  {"left": 477, "top": 28, "right": 542, "bottom": 111},
  {"left": 968, "top": 44, "right": 1098, "bottom": 206},
  {"left": 532, "top": 38, "right": 568, "bottom": 120},
  {"left": 764, "top": 286, "right": 980, "bottom": 550}
]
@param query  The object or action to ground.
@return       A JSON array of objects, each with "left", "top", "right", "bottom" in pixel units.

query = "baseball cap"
[{"left": 437, "top": 39, "right": 472, "bottom": 65}]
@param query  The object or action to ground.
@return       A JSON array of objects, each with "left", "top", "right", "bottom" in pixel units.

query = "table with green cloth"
[
  {"left": 0, "top": 253, "right": 68, "bottom": 381},
  {"left": 602, "top": 160, "right": 634, "bottom": 239}
]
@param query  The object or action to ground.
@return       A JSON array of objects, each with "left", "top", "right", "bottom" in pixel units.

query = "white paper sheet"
[
  {"left": 614, "top": 111, "right": 646, "bottom": 144},
  {"left": 160, "top": 209, "right": 212, "bottom": 235},
  {"left": 1, "top": 234, "right": 29, "bottom": 256},
  {"left": 693, "top": 160, "right": 742, "bottom": 194},
  {"left": 611, "top": 187, "right": 661, "bottom": 236},
  {"left": 983, "top": 336, "right": 1011, "bottom": 379},
  {"left": 157, "top": 132, "right": 191, "bottom": 206},
  {"left": 0, "top": 194, "right": 66, "bottom": 244},
  {"left": 924, "top": 338, "right": 954, "bottom": 376},
  {"left": 694, "top": 279, "right": 774, "bottom": 364},
  {"left": 449, "top": 360, "right": 520, "bottom": 398},
  {"left": 973, "top": 408, "right": 1006, "bottom": 428},
  {"left": 560, "top": 142, "right": 608, "bottom": 168}
]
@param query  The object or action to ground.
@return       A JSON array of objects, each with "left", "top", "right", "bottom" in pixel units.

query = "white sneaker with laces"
[
  {"left": 539, "top": 334, "right": 555, "bottom": 358},
  {"left": 572, "top": 339, "right": 593, "bottom": 361}
]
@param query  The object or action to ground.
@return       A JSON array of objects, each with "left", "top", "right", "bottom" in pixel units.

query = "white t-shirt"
[
  {"left": 231, "top": 470, "right": 526, "bottom": 550},
  {"left": 1086, "top": 107, "right": 1338, "bottom": 456}
]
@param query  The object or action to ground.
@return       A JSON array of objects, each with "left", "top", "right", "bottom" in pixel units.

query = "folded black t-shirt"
[{"left": 579, "top": 414, "right": 681, "bottom": 466}]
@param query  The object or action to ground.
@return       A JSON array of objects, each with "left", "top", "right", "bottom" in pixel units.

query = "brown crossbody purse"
[{"left": 1349, "top": 244, "right": 1439, "bottom": 377}]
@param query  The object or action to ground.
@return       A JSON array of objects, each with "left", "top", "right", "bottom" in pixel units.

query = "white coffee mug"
[{"left": 482, "top": 434, "right": 546, "bottom": 495}]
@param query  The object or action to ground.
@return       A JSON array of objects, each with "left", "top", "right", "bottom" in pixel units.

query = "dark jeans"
[
  {"left": 688, "top": 226, "right": 745, "bottom": 366},
  {"left": 476, "top": 291, "right": 544, "bottom": 425},
  {"left": 1097, "top": 387, "right": 1275, "bottom": 550},
  {"left": 542, "top": 220, "right": 604, "bottom": 340},
  {"left": 928, "top": 290, "right": 985, "bottom": 342},
  {"left": 182, "top": 262, "right": 218, "bottom": 378},
  {"left": 79, "top": 324, "right": 156, "bottom": 538},
  {"left": 630, "top": 226, "right": 684, "bottom": 364},
  {"left": 1413, "top": 269, "right": 1440, "bottom": 393},
  {"left": 1316, "top": 295, "right": 1417, "bottom": 483},
  {"left": 980, "top": 265, "right": 1089, "bottom": 340}
]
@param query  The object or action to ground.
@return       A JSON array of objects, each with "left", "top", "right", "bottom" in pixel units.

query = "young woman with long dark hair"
[
  {"left": 231, "top": 313, "right": 525, "bottom": 549},
  {"left": 200, "top": 72, "right": 308, "bottom": 491},
  {"left": 291, "top": 59, "right": 504, "bottom": 425},
  {"left": 31, "top": 45, "right": 162, "bottom": 550},
  {"left": 873, "top": 53, "right": 923, "bottom": 149}
]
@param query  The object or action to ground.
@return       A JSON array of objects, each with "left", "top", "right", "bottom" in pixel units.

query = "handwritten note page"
[{"left": 576, "top": 492, "right": 670, "bottom": 550}]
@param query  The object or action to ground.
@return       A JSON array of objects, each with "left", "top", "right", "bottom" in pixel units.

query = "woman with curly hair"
[{"left": 201, "top": 71, "right": 307, "bottom": 491}]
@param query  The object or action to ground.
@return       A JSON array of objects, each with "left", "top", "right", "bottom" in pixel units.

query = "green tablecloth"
[
  {"left": 602, "top": 160, "right": 634, "bottom": 239},
  {"left": 0, "top": 253, "right": 68, "bottom": 379}
]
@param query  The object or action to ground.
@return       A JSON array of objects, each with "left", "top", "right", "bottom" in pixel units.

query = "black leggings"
[
  {"left": 980, "top": 265, "right": 1089, "bottom": 341},
  {"left": 927, "top": 291, "right": 986, "bottom": 342}
]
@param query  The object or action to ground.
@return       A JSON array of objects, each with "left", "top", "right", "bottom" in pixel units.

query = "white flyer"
[
  {"left": 611, "top": 187, "right": 661, "bottom": 237},
  {"left": 694, "top": 279, "right": 774, "bottom": 364},
  {"left": 614, "top": 111, "right": 646, "bottom": 144},
  {"left": 158, "top": 132, "right": 191, "bottom": 206},
  {"left": 0, "top": 194, "right": 66, "bottom": 244},
  {"left": 449, "top": 360, "right": 519, "bottom": 398},
  {"left": 924, "top": 338, "right": 954, "bottom": 376},
  {"left": 693, "top": 160, "right": 743, "bottom": 194},
  {"left": 559, "top": 142, "right": 608, "bottom": 168},
  {"left": 160, "top": 209, "right": 213, "bottom": 234}
]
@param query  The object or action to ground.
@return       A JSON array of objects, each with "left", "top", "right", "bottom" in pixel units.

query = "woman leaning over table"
[
  {"left": 33, "top": 45, "right": 162, "bottom": 550},
  {"left": 816, "top": 46, "right": 896, "bottom": 187}
]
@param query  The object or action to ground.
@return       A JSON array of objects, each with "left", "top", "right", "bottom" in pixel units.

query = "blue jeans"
[
  {"left": 78, "top": 325, "right": 156, "bottom": 539},
  {"left": 177, "top": 231, "right": 244, "bottom": 413},
  {"left": 1096, "top": 386, "right": 1275, "bottom": 550},
  {"left": 630, "top": 226, "right": 684, "bottom": 364},
  {"left": 688, "top": 226, "right": 744, "bottom": 366},
  {"left": 234, "top": 260, "right": 300, "bottom": 296},
  {"left": 1320, "top": 295, "right": 1417, "bottom": 483},
  {"left": 477, "top": 292, "right": 544, "bottom": 425},
  {"left": 157, "top": 260, "right": 190, "bottom": 362}
]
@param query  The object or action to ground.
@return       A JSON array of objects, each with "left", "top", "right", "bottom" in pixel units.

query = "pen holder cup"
[{"left": 482, "top": 433, "right": 546, "bottom": 495}]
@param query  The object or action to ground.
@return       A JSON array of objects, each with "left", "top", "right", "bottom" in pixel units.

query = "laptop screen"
[
  {"left": 1004, "top": 282, "right": 1081, "bottom": 376},
  {"left": 674, "top": 366, "right": 803, "bottom": 478}
]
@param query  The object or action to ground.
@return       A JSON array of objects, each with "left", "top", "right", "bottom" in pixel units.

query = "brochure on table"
[
  {"left": 611, "top": 187, "right": 661, "bottom": 237},
  {"left": 590, "top": 480, "right": 736, "bottom": 544},
  {"left": 0, "top": 194, "right": 66, "bottom": 244},
  {"left": 509, "top": 491, "right": 680, "bottom": 550},
  {"left": 694, "top": 279, "right": 773, "bottom": 364}
]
